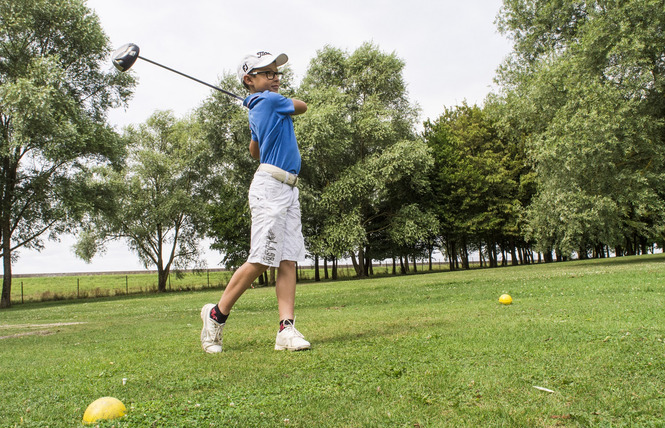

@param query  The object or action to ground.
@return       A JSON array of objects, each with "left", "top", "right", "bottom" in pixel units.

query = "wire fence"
[
  {"left": 8, "top": 261, "right": 451, "bottom": 305},
  {"left": 10, "top": 269, "right": 233, "bottom": 304}
]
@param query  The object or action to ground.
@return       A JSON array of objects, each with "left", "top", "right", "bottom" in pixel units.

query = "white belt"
[{"left": 257, "top": 164, "right": 299, "bottom": 187}]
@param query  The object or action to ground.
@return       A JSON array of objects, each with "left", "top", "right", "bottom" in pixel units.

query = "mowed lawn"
[{"left": 2, "top": 255, "right": 665, "bottom": 427}]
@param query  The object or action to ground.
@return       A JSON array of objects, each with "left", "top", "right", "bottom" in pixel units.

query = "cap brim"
[{"left": 274, "top": 53, "right": 288, "bottom": 67}]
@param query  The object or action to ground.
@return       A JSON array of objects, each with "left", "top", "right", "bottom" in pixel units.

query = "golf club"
[{"left": 112, "top": 43, "right": 244, "bottom": 101}]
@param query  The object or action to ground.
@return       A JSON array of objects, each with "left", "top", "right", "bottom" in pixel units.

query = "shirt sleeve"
[{"left": 266, "top": 91, "right": 295, "bottom": 116}]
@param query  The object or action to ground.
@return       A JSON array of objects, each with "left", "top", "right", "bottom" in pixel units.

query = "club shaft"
[{"left": 138, "top": 56, "right": 244, "bottom": 101}]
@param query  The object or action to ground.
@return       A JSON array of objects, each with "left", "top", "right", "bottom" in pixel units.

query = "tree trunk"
[
  {"left": 1, "top": 231, "right": 11, "bottom": 308},
  {"left": 351, "top": 251, "right": 361, "bottom": 277},
  {"left": 332, "top": 257, "right": 338, "bottom": 280},
  {"left": 479, "top": 242, "right": 484, "bottom": 268},
  {"left": 357, "top": 247, "right": 366, "bottom": 277},
  {"left": 270, "top": 267, "right": 276, "bottom": 285},
  {"left": 324, "top": 257, "right": 329, "bottom": 279},
  {"left": 511, "top": 244, "right": 519, "bottom": 266},
  {"left": 157, "top": 266, "right": 168, "bottom": 292},
  {"left": 460, "top": 243, "right": 469, "bottom": 269},
  {"left": 1, "top": 211, "right": 11, "bottom": 307},
  {"left": 314, "top": 254, "right": 320, "bottom": 282},
  {"left": 428, "top": 246, "right": 433, "bottom": 270},
  {"left": 1, "top": 152, "right": 15, "bottom": 308},
  {"left": 447, "top": 240, "right": 456, "bottom": 271}
]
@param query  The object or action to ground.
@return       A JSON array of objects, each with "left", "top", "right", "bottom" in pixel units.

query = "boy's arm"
[
  {"left": 249, "top": 139, "right": 260, "bottom": 160},
  {"left": 292, "top": 99, "right": 307, "bottom": 115}
]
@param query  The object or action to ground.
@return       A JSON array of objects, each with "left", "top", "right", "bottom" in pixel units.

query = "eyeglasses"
[{"left": 249, "top": 71, "right": 283, "bottom": 80}]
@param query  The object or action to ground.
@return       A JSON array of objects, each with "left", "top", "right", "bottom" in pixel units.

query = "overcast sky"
[{"left": 13, "top": 0, "right": 514, "bottom": 275}]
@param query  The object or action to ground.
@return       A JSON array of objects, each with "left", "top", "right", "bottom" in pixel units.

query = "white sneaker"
[
  {"left": 275, "top": 319, "right": 311, "bottom": 351},
  {"left": 200, "top": 303, "right": 224, "bottom": 354}
]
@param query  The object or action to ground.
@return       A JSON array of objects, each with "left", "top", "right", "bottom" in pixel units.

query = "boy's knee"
[{"left": 279, "top": 260, "right": 296, "bottom": 270}]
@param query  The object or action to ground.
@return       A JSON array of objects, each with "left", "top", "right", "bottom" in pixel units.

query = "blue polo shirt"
[{"left": 244, "top": 90, "right": 301, "bottom": 175}]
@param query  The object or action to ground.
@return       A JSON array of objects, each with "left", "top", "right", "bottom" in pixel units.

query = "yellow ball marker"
[{"left": 82, "top": 397, "right": 127, "bottom": 424}]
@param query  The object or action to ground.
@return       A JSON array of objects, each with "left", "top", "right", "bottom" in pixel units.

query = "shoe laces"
[
  {"left": 282, "top": 319, "right": 303, "bottom": 338},
  {"left": 208, "top": 319, "right": 223, "bottom": 342}
]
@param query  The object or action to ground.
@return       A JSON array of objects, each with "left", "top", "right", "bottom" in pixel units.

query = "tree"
[
  {"left": 297, "top": 43, "right": 426, "bottom": 277},
  {"left": 0, "top": 0, "right": 134, "bottom": 307},
  {"left": 295, "top": 48, "right": 354, "bottom": 277},
  {"left": 196, "top": 74, "right": 254, "bottom": 269},
  {"left": 424, "top": 103, "right": 524, "bottom": 269},
  {"left": 76, "top": 111, "right": 208, "bottom": 292},
  {"left": 496, "top": 0, "right": 665, "bottom": 257}
]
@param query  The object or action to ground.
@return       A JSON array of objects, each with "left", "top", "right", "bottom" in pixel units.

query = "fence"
[
  {"left": 10, "top": 269, "right": 234, "bottom": 304},
  {"left": 8, "top": 260, "right": 452, "bottom": 305}
]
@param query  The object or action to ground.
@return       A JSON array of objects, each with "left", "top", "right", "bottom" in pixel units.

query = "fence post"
[
  {"left": 77, "top": 278, "right": 80, "bottom": 298},
  {"left": 21, "top": 281, "right": 24, "bottom": 304},
  {"left": 126, "top": 275, "right": 129, "bottom": 294},
  {"left": 207, "top": 270, "right": 210, "bottom": 288}
]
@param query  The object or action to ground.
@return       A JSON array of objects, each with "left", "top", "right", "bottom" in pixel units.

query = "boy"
[{"left": 200, "top": 51, "right": 310, "bottom": 353}]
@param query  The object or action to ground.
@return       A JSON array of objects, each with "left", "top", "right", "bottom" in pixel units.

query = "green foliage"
[
  {"left": 2, "top": 255, "right": 665, "bottom": 426},
  {"left": 496, "top": 0, "right": 665, "bottom": 257},
  {"left": 297, "top": 43, "right": 429, "bottom": 274},
  {"left": 196, "top": 74, "right": 254, "bottom": 268},
  {"left": 424, "top": 103, "right": 528, "bottom": 268},
  {"left": 78, "top": 111, "right": 209, "bottom": 291},
  {"left": 0, "top": 0, "right": 135, "bottom": 307}
]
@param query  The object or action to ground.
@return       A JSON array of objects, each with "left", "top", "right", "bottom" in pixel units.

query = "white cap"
[{"left": 237, "top": 51, "right": 288, "bottom": 83}]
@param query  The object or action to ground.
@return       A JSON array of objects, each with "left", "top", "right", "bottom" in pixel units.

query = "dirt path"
[{"left": 0, "top": 322, "right": 87, "bottom": 340}]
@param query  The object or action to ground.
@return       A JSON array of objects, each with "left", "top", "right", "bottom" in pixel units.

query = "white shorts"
[{"left": 247, "top": 170, "right": 305, "bottom": 267}]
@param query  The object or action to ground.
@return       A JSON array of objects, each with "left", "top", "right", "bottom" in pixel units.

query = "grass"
[{"left": 2, "top": 254, "right": 665, "bottom": 426}]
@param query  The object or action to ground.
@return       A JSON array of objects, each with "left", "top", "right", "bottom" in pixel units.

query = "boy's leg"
[
  {"left": 275, "top": 260, "right": 296, "bottom": 321},
  {"left": 201, "top": 261, "right": 267, "bottom": 354},
  {"left": 219, "top": 262, "right": 269, "bottom": 313},
  {"left": 274, "top": 260, "right": 310, "bottom": 351}
]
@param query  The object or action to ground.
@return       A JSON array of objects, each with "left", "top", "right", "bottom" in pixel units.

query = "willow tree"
[
  {"left": 0, "top": 0, "right": 134, "bottom": 307},
  {"left": 76, "top": 111, "right": 209, "bottom": 292}
]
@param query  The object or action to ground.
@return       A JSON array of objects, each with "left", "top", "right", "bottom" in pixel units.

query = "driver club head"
[{"left": 112, "top": 43, "right": 140, "bottom": 72}]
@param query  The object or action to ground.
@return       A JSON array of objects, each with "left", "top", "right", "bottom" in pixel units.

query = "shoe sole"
[{"left": 274, "top": 344, "right": 311, "bottom": 351}]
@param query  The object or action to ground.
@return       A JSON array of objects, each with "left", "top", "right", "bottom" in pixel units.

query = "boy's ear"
[{"left": 243, "top": 75, "right": 253, "bottom": 88}]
